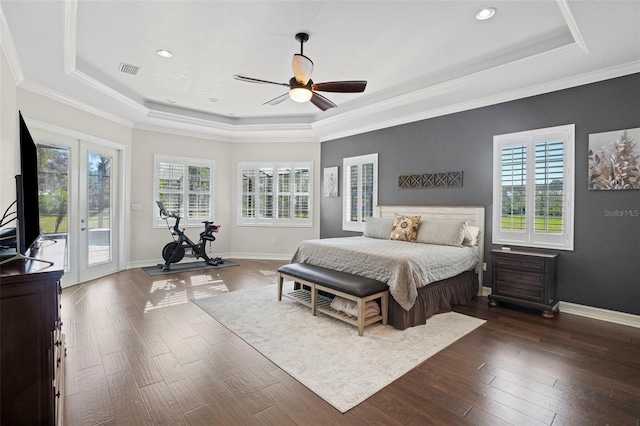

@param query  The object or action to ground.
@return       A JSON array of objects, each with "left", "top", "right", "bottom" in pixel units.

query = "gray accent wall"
[{"left": 321, "top": 73, "right": 640, "bottom": 316}]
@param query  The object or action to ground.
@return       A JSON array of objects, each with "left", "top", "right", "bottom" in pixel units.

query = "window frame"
[
  {"left": 342, "top": 153, "right": 378, "bottom": 232},
  {"left": 153, "top": 155, "right": 215, "bottom": 228},
  {"left": 237, "top": 161, "right": 313, "bottom": 227},
  {"left": 492, "top": 124, "right": 575, "bottom": 251}
]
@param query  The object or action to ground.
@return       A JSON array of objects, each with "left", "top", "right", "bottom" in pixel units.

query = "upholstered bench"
[{"left": 277, "top": 263, "right": 389, "bottom": 336}]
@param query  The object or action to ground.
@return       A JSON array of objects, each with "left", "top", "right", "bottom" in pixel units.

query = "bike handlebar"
[{"left": 156, "top": 201, "right": 179, "bottom": 219}]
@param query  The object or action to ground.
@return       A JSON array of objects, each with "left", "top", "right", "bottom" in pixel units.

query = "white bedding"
[{"left": 290, "top": 236, "right": 479, "bottom": 311}]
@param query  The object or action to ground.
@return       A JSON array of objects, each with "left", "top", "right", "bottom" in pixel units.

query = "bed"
[{"left": 290, "top": 205, "right": 485, "bottom": 330}]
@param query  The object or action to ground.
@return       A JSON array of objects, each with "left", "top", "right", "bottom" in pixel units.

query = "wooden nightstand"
[{"left": 488, "top": 249, "right": 559, "bottom": 318}]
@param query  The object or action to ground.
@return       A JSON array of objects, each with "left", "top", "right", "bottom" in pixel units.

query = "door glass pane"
[
  {"left": 87, "top": 152, "right": 112, "bottom": 266},
  {"left": 37, "top": 145, "right": 69, "bottom": 269}
]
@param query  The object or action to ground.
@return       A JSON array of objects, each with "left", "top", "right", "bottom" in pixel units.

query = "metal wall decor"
[{"left": 398, "top": 171, "right": 463, "bottom": 189}]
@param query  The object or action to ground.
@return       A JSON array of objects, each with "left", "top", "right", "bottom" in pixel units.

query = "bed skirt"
[{"left": 388, "top": 270, "right": 479, "bottom": 330}]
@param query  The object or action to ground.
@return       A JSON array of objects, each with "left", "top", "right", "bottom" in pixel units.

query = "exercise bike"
[{"left": 157, "top": 201, "right": 223, "bottom": 272}]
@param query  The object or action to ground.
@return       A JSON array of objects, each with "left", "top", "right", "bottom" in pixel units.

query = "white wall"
[
  {"left": 128, "top": 128, "right": 233, "bottom": 266},
  {"left": 129, "top": 133, "right": 321, "bottom": 266},
  {"left": 229, "top": 142, "right": 321, "bottom": 259},
  {"left": 0, "top": 48, "right": 18, "bottom": 212}
]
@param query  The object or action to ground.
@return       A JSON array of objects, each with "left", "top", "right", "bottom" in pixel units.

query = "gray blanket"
[{"left": 290, "top": 237, "right": 478, "bottom": 311}]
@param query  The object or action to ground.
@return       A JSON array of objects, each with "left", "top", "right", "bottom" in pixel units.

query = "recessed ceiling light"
[
  {"left": 476, "top": 7, "right": 496, "bottom": 21},
  {"left": 157, "top": 49, "right": 173, "bottom": 58}
]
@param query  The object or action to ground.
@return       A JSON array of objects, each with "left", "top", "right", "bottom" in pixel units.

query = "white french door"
[
  {"left": 77, "top": 141, "right": 120, "bottom": 282},
  {"left": 31, "top": 124, "right": 123, "bottom": 286}
]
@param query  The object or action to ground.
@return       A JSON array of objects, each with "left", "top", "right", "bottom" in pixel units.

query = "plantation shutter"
[{"left": 493, "top": 125, "right": 574, "bottom": 251}]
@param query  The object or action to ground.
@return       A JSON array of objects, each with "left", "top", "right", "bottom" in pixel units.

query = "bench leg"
[
  {"left": 357, "top": 299, "right": 365, "bottom": 336},
  {"left": 381, "top": 291, "right": 388, "bottom": 326},
  {"left": 311, "top": 284, "right": 317, "bottom": 316},
  {"left": 277, "top": 273, "right": 283, "bottom": 301}
]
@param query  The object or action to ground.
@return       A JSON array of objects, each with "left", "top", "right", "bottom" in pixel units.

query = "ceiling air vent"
[{"left": 119, "top": 62, "right": 141, "bottom": 75}]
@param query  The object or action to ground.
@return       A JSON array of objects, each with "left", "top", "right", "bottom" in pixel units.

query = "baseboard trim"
[
  {"left": 481, "top": 287, "right": 639, "bottom": 328},
  {"left": 559, "top": 301, "right": 640, "bottom": 329}
]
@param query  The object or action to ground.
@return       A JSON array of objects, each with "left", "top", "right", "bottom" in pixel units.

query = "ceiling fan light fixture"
[{"left": 289, "top": 87, "right": 313, "bottom": 103}]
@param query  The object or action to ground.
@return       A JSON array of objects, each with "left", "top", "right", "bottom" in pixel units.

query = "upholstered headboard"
[{"left": 376, "top": 205, "right": 485, "bottom": 293}]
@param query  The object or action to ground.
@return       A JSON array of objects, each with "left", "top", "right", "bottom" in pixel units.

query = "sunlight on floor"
[{"left": 144, "top": 275, "right": 229, "bottom": 312}]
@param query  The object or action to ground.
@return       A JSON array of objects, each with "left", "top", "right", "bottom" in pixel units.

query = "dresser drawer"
[
  {"left": 495, "top": 281, "right": 544, "bottom": 302},
  {"left": 495, "top": 269, "right": 545, "bottom": 288},
  {"left": 494, "top": 255, "right": 547, "bottom": 272}
]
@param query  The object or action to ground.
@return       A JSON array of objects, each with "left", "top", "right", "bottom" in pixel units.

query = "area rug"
[
  {"left": 192, "top": 282, "right": 485, "bottom": 413},
  {"left": 142, "top": 260, "right": 238, "bottom": 276}
]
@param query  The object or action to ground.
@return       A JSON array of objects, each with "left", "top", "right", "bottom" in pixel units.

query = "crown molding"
[
  {"left": 18, "top": 80, "right": 135, "bottom": 128},
  {"left": 314, "top": 41, "right": 588, "bottom": 141},
  {"left": 315, "top": 56, "right": 640, "bottom": 142},
  {"left": 6, "top": 0, "right": 639, "bottom": 145},
  {"left": 0, "top": 4, "right": 23, "bottom": 85},
  {"left": 67, "top": 68, "right": 148, "bottom": 115},
  {"left": 63, "top": 0, "right": 77, "bottom": 75},
  {"left": 557, "top": 0, "right": 589, "bottom": 54}
]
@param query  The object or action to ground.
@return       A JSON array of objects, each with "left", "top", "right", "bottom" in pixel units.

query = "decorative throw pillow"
[
  {"left": 416, "top": 220, "right": 467, "bottom": 247},
  {"left": 463, "top": 225, "right": 481, "bottom": 246},
  {"left": 363, "top": 217, "right": 395, "bottom": 239},
  {"left": 389, "top": 214, "right": 421, "bottom": 242}
]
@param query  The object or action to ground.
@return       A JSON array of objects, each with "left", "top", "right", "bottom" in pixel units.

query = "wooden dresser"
[
  {"left": 1, "top": 241, "right": 66, "bottom": 425},
  {"left": 488, "top": 248, "right": 559, "bottom": 318}
]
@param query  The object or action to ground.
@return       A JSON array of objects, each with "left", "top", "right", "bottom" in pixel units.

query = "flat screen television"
[{"left": 16, "top": 112, "right": 42, "bottom": 257}]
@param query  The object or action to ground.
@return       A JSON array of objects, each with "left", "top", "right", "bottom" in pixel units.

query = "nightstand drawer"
[
  {"left": 495, "top": 269, "right": 545, "bottom": 288},
  {"left": 494, "top": 255, "right": 546, "bottom": 272},
  {"left": 495, "top": 281, "right": 544, "bottom": 302}
]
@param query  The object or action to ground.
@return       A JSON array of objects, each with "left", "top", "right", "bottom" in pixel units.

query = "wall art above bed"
[{"left": 398, "top": 171, "right": 463, "bottom": 189}]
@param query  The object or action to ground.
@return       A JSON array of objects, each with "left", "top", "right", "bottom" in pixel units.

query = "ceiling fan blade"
[
  {"left": 263, "top": 93, "right": 290, "bottom": 106},
  {"left": 233, "top": 74, "right": 289, "bottom": 87},
  {"left": 310, "top": 92, "right": 337, "bottom": 111},
  {"left": 312, "top": 80, "right": 367, "bottom": 93},
  {"left": 292, "top": 54, "right": 313, "bottom": 85}
]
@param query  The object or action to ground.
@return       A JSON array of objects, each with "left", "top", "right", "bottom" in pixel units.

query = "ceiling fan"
[{"left": 233, "top": 33, "right": 367, "bottom": 111}]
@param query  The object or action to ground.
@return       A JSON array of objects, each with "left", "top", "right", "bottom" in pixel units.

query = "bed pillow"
[
  {"left": 389, "top": 214, "right": 421, "bottom": 242},
  {"left": 416, "top": 219, "right": 467, "bottom": 247},
  {"left": 363, "top": 217, "right": 395, "bottom": 239},
  {"left": 463, "top": 225, "right": 480, "bottom": 246}
]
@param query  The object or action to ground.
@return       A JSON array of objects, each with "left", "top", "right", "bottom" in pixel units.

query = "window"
[
  {"left": 342, "top": 153, "right": 378, "bottom": 232},
  {"left": 493, "top": 124, "right": 574, "bottom": 250},
  {"left": 238, "top": 162, "right": 312, "bottom": 227},
  {"left": 154, "top": 155, "right": 215, "bottom": 227}
]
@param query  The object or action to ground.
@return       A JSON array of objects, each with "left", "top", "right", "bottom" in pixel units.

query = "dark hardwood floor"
[{"left": 61, "top": 260, "right": 640, "bottom": 425}]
